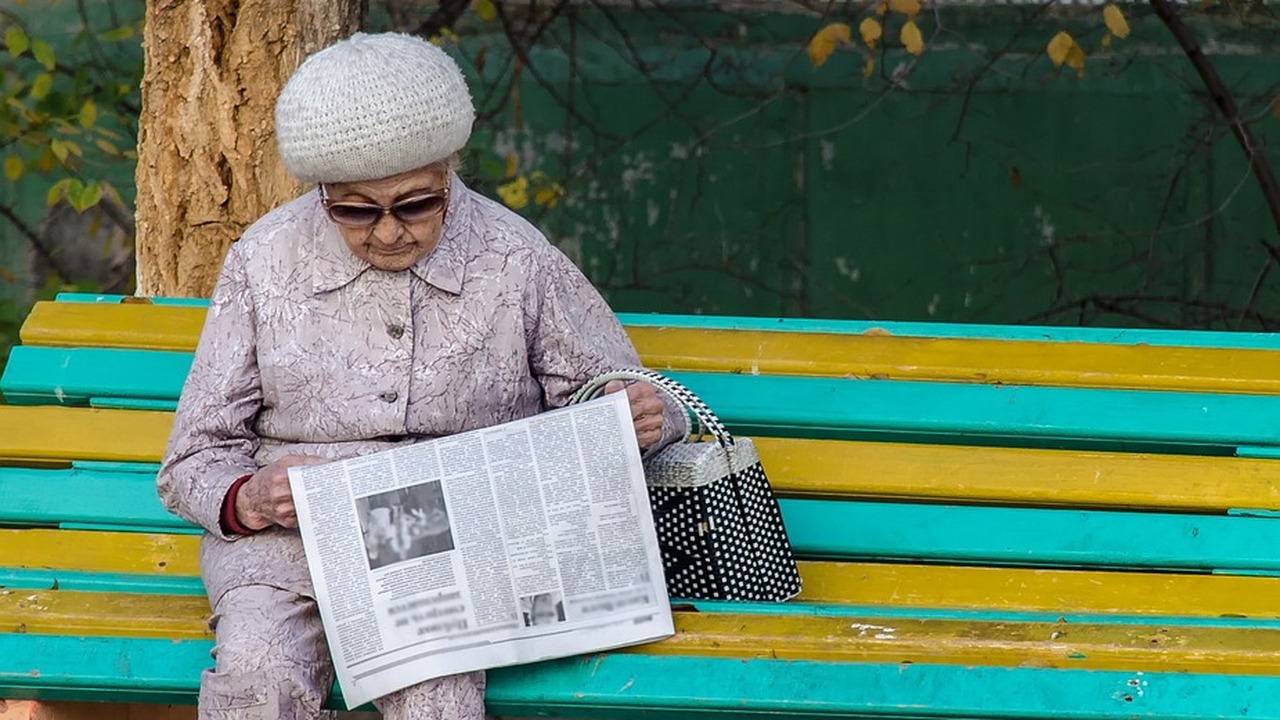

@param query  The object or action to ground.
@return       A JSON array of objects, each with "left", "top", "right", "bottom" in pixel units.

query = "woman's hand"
[
  {"left": 234, "top": 455, "right": 328, "bottom": 530},
  {"left": 605, "top": 380, "right": 665, "bottom": 451}
]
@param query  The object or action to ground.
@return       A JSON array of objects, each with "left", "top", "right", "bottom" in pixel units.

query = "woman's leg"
[
  {"left": 374, "top": 671, "right": 486, "bottom": 720},
  {"left": 199, "top": 584, "right": 337, "bottom": 720}
]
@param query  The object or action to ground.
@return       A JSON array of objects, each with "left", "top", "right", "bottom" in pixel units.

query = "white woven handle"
[{"left": 569, "top": 369, "right": 733, "bottom": 447}]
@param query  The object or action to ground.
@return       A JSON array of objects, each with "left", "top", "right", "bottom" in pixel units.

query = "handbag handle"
[{"left": 569, "top": 368, "right": 733, "bottom": 447}]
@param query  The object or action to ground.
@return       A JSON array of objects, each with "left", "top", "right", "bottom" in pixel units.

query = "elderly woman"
[{"left": 157, "top": 32, "right": 684, "bottom": 720}]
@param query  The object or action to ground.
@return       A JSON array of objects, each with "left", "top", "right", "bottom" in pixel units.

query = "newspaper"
[{"left": 288, "top": 391, "right": 674, "bottom": 708}]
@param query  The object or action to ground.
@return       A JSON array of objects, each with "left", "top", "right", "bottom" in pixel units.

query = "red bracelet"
[{"left": 219, "top": 474, "right": 256, "bottom": 536}]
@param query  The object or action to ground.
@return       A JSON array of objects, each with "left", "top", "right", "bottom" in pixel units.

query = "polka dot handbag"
[{"left": 571, "top": 369, "right": 801, "bottom": 602}]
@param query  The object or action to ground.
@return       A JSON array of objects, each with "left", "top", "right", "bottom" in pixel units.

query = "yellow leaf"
[
  {"left": 30, "top": 72, "right": 52, "bottom": 100},
  {"left": 504, "top": 153, "right": 519, "bottom": 178},
  {"left": 94, "top": 138, "right": 120, "bottom": 155},
  {"left": 1046, "top": 31, "right": 1075, "bottom": 68},
  {"left": 3, "top": 155, "right": 23, "bottom": 181},
  {"left": 534, "top": 183, "right": 565, "bottom": 208},
  {"left": 497, "top": 176, "right": 529, "bottom": 210},
  {"left": 78, "top": 99, "right": 97, "bottom": 129},
  {"left": 1101, "top": 33, "right": 1113, "bottom": 50},
  {"left": 474, "top": 0, "right": 497, "bottom": 22},
  {"left": 808, "top": 22, "right": 852, "bottom": 68},
  {"left": 1066, "top": 43, "right": 1086, "bottom": 77},
  {"left": 859, "top": 18, "right": 883, "bottom": 49},
  {"left": 900, "top": 20, "right": 924, "bottom": 56},
  {"left": 864, "top": 56, "right": 875, "bottom": 79},
  {"left": 889, "top": 0, "right": 922, "bottom": 19},
  {"left": 1103, "top": 5, "right": 1130, "bottom": 39}
]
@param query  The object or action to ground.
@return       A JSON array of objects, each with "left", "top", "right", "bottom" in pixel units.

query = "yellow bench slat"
[
  {"left": 0, "top": 406, "right": 172, "bottom": 464},
  {"left": 0, "top": 589, "right": 211, "bottom": 639},
  {"left": 9, "top": 589, "right": 1280, "bottom": 677},
  {"left": 2, "top": 405, "right": 1277, "bottom": 513},
  {"left": 631, "top": 325, "right": 1280, "bottom": 394},
  {"left": 6, "top": 526, "right": 1278, "bottom": 622},
  {"left": 639, "top": 613, "right": 1280, "bottom": 676},
  {"left": 22, "top": 302, "right": 1280, "bottom": 394},
  {"left": 20, "top": 302, "right": 207, "bottom": 352},
  {"left": 797, "top": 561, "right": 1280, "bottom": 618},
  {"left": 0, "top": 529, "right": 199, "bottom": 576},
  {"left": 756, "top": 437, "right": 1280, "bottom": 512}
]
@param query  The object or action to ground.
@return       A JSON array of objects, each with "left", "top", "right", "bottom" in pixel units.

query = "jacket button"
[
  {"left": 379, "top": 391, "right": 399, "bottom": 403},
  {"left": 387, "top": 324, "right": 405, "bottom": 339}
]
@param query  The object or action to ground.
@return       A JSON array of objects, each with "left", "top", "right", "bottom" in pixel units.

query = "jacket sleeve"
[
  {"left": 156, "top": 243, "right": 263, "bottom": 539},
  {"left": 524, "top": 243, "right": 689, "bottom": 453}
]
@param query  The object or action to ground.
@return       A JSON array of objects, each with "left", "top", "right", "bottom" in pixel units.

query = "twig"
[{"left": 1148, "top": 0, "right": 1280, "bottom": 327}]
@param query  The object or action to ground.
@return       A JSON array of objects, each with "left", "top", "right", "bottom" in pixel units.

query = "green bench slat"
[
  {"left": 0, "top": 468, "right": 183, "bottom": 529},
  {"left": 785, "top": 498, "right": 1280, "bottom": 572},
  {"left": 1, "top": 346, "right": 191, "bottom": 406},
  {"left": 8, "top": 496, "right": 1280, "bottom": 598},
  {"left": 5, "top": 634, "right": 1280, "bottom": 719},
  {"left": 56, "top": 294, "right": 1280, "bottom": 349},
  {"left": 664, "top": 371, "right": 1280, "bottom": 451},
  {"left": 0, "top": 570, "right": 204, "bottom": 595},
  {"left": 9, "top": 356, "right": 1280, "bottom": 452}
]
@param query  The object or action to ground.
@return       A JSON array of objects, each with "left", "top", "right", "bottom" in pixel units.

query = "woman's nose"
[{"left": 370, "top": 212, "right": 403, "bottom": 244}]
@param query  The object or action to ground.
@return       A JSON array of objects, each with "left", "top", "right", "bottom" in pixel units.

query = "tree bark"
[{"left": 134, "top": 0, "right": 361, "bottom": 298}]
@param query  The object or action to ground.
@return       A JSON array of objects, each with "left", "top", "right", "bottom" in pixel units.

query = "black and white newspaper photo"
[{"left": 288, "top": 391, "right": 674, "bottom": 708}]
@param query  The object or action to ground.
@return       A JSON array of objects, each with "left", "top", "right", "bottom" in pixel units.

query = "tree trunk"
[{"left": 134, "top": 0, "right": 361, "bottom": 298}]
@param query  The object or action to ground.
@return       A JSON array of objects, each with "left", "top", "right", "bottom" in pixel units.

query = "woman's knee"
[{"left": 202, "top": 585, "right": 334, "bottom": 718}]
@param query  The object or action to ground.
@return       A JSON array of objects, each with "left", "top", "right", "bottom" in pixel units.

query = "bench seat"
[{"left": 4, "top": 296, "right": 1280, "bottom": 719}]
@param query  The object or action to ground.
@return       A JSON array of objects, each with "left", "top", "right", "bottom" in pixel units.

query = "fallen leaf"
[
  {"left": 859, "top": 18, "right": 883, "bottom": 49},
  {"left": 900, "top": 20, "right": 924, "bottom": 56},
  {"left": 864, "top": 56, "right": 876, "bottom": 78},
  {"left": 808, "top": 22, "right": 852, "bottom": 68},
  {"left": 1103, "top": 5, "right": 1130, "bottom": 39}
]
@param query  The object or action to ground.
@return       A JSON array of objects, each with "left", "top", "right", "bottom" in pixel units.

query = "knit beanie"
[{"left": 275, "top": 32, "right": 475, "bottom": 183}]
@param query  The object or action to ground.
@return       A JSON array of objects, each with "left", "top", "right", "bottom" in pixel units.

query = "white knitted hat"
[{"left": 275, "top": 32, "right": 475, "bottom": 183}]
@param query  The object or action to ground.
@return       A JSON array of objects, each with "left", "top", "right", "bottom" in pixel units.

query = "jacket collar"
[{"left": 310, "top": 173, "right": 473, "bottom": 296}]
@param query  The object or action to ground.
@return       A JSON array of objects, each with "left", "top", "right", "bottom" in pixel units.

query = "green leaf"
[
  {"left": 3, "top": 155, "right": 23, "bottom": 181},
  {"left": 78, "top": 99, "right": 96, "bottom": 129},
  {"left": 99, "top": 25, "right": 135, "bottom": 43},
  {"left": 29, "top": 72, "right": 52, "bottom": 100},
  {"left": 49, "top": 138, "right": 69, "bottom": 161},
  {"left": 5, "top": 27, "right": 30, "bottom": 58},
  {"left": 31, "top": 39, "right": 55, "bottom": 71},
  {"left": 71, "top": 180, "right": 102, "bottom": 212}
]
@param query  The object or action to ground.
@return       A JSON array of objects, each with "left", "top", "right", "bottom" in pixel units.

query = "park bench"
[{"left": 5, "top": 293, "right": 1280, "bottom": 718}]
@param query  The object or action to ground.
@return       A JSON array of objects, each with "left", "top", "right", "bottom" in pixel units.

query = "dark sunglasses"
[{"left": 319, "top": 185, "right": 450, "bottom": 228}]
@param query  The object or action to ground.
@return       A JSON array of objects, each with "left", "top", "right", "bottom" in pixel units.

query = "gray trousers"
[{"left": 199, "top": 584, "right": 486, "bottom": 719}]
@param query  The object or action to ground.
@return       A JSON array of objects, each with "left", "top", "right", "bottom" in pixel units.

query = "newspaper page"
[{"left": 288, "top": 391, "right": 674, "bottom": 708}]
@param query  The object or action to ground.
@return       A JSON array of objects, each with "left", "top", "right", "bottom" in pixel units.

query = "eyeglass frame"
[{"left": 318, "top": 183, "right": 451, "bottom": 228}]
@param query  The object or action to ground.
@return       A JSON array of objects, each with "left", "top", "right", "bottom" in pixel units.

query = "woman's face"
[{"left": 323, "top": 164, "right": 450, "bottom": 272}]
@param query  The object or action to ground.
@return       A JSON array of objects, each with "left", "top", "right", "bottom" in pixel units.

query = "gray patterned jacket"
[{"left": 157, "top": 176, "right": 685, "bottom": 606}]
